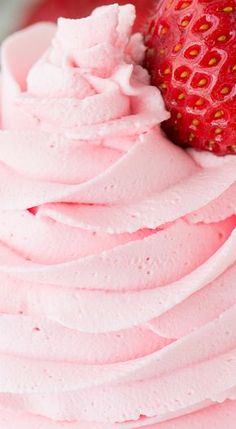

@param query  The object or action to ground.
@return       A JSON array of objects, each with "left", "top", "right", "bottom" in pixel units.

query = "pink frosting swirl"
[{"left": 0, "top": 4, "right": 235, "bottom": 428}]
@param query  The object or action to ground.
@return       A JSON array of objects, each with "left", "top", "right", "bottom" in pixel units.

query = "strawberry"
[{"left": 145, "top": 0, "right": 236, "bottom": 155}]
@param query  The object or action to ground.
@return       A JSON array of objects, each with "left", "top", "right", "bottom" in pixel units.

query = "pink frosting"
[{"left": 0, "top": 4, "right": 235, "bottom": 428}]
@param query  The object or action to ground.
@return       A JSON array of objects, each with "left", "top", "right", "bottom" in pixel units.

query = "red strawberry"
[{"left": 145, "top": 0, "right": 236, "bottom": 155}]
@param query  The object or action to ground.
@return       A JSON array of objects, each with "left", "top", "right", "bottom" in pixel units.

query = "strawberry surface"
[{"left": 146, "top": 0, "right": 236, "bottom": 155}]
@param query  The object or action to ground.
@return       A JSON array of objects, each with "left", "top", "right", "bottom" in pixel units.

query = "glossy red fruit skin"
[{"left": 146, "top": 0, "right": 236, "bottom": 155}]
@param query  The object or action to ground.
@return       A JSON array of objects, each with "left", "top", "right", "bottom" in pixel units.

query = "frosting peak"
[{"left": 2, "top": 3, "right": 168, "bottom": 134}]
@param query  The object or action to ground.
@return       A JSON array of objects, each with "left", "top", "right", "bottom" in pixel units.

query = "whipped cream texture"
[{"left": 0, "top": 4, "right": 236, "bottom": 428}]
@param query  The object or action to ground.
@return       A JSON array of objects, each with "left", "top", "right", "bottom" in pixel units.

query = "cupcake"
[{"left": 0, "top": 4, "right": 235, "bottom": 428}]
